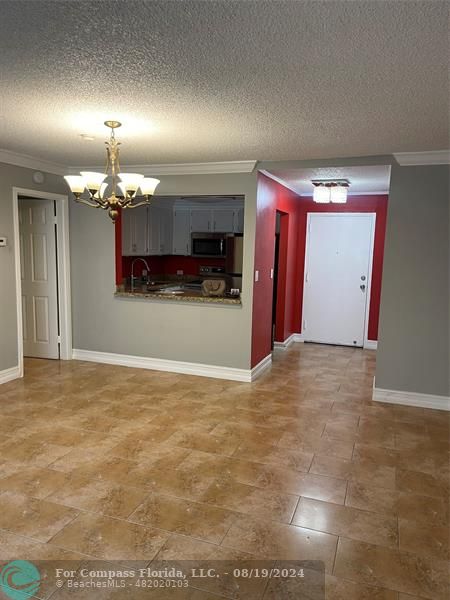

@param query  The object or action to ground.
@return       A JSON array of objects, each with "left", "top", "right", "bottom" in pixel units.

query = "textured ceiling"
[
  {"left": 267, "top": 165, "right": 391, "bottom": 195},
  {"left": 0, "top": 1, "right": 448, "bottom": 167}
]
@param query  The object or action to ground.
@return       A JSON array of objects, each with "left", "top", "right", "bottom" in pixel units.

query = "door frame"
[
  {"left": 13, "top": 187, "right": 72, "bottom": 376},
  {"left": 302, "top": 212, "right": 376, "bottom": 349}
]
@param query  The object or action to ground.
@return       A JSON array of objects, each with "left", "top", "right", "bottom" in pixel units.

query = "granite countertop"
[{"left": 115, "top": 282, "right": 241, "bottom": 305}]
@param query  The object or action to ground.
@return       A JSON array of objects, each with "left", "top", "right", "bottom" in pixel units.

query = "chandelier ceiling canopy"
[{"left": 64, "top": 121, "right": 160, "bottom": 222}]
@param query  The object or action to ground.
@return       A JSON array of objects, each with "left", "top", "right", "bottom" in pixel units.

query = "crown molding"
[
  {"left": 0, "top": 150, "right": 257, "bottom": 177},
  {"left": 394, "top": 150, "right": 450, "bottom": 166},
  {"left": 259, "top": 169, "right": 302, "bottom": 196},
  {"left": 260, "top": 170, "right": 388, "bottom": 197},
  {"left": 0, "top": 149, "right": 67, "bottom": 176},
  {"left": 68, "top": 160, "right": 258, "bottom": 176}
]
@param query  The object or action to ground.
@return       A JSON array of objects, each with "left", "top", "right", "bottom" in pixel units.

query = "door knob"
[{"left": 360, "top": 284, "right": 366, "bottom": 291}]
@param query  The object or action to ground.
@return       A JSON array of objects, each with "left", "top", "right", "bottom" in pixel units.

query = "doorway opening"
[
  {"left": 272, "top": 210, "right": 290, "bottom": 348},
  {"left": 271, "top": 212, "right": 281, "bottom": 348},
  {"left": 13, "top": 188, "right": 72, "bottom": 376}
]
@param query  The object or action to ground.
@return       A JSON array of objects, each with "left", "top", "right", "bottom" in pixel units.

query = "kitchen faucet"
[{"left": 131, "top": 258, "right": 150, "bottom": 292}]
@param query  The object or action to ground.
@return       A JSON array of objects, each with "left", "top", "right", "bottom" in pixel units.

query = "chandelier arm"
[
  {"left": 125, "top": 197, "right": 152, "bottom": 209},
  {"left": 74, "top": 197, "right": 103, "bottom": 209},
  {"left": 88, "top": 191, "right": 109, "bottom": 208}
]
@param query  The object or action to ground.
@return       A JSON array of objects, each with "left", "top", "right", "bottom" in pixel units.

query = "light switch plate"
[
  {"left": 270, "top": 268, "right": 274, "bottom": 279},
  {"left": 0, "top": 237, "right": 6, "bottom": 247},
  {"left": 254, "top": 270, "right": 259, "bottom": 282}
]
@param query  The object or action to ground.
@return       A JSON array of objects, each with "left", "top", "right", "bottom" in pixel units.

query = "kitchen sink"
[{"left": 150, "top": 285, "right": 184, "bottom": 294}]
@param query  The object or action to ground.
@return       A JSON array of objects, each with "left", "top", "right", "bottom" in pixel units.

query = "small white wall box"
[{"left": 0, "top": 237, "right": 7, "bottom": 247}]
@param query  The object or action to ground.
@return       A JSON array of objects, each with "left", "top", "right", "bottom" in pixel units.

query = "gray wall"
[
  {"left": 376, "top": 164, "right": 450, "bottom": 396},
  {"left": 0, "top": 162, "right": 67, "bottom": 372},
  {"left": 70, "top": 173, "right": 257, "bottom": 370}
]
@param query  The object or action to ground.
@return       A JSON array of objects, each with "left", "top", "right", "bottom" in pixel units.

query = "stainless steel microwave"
[{"left": 191, "top": 233, "right": 227, "bottom": 257}]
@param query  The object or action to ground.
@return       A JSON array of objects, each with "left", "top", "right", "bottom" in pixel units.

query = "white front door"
[
  {"left": 19, "top": 198, "right": 60, "bottom": 359},
  {"left": 302, "top": 213, "right": 374, "bottom": 347}
]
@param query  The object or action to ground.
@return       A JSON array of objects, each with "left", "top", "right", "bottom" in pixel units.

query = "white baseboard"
[
  {"left": 0, "top": 365, "right": 21, "bottom": 385},
  {"left": 373, "top": 386, "right": 450, "bottom": 411},
  {"left": 364, "top": 340, "right": 378, "bottom": 350},
  {"left": 72, "top": 348, "right": 269, "bottom": 383},
  {"left": 273, "top": 333, "right": 296, "bottom": 349},
  {"left": 250, "top": 354, "right": 272, "bottom": 380},
  {"left": 273, "top": 333, "right": 304, "bottom": 349}
]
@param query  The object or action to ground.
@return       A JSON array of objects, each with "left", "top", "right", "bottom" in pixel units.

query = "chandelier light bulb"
[
  {"left": 140, "top": 177, "right": 160, "bottom": 196},
  {"left": 64, "top": 175, "right": 86, "bottom": 195},
  {"left": 313, "top": 184, "right": 331, "bottom": 203},
  {"left": 331, "top": 184, "right": 348, "bottom": 203},
  {"left": 80, "top": 171, "right": 107, "bottom": 192},
  {"left": 118, "top": 173, "right": 144, "bottom": 192}
]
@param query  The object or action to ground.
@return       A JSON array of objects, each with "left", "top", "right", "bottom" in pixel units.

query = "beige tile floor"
[{"left": 0, "top": 343, "right": 449, "bottom": 599}]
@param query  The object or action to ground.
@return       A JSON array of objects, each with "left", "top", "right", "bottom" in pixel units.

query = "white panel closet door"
[
  {"left": 19, "top": 198, "right": 59, "bottom": 359},
  {"left": 302, "top": 213, "right": 374, "bottom": 347}
]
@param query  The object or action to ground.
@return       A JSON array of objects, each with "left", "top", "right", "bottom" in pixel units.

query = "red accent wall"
[
  {"left": 296, "top": 194, "right": 388, "bottom": 342},
  {"left": 251, "top": 174, "right": 301, "bottom": 367},
  {"left": 115, "top": 210, "right": 123, "bottom": 285}
]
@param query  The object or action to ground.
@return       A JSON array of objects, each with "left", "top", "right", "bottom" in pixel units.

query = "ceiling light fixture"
[
  {"left": 312, "top": 179, "right": 350, "bottom": 204},
  {"left": 64, "top": 121, "right": 160, "bottom": 222}
]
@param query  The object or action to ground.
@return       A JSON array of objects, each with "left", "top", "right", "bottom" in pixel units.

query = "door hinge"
[
  {"left": 305, "top": 271, "right": 308, "bottom": 283},
  {"left": 303, "top": 319, "right": 307, "bottom": 330},
  {"left": 57, "top": 335, "right": 61, "bottom": 344}
]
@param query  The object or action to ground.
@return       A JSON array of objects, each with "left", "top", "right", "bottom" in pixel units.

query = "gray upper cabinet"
[
  {"left": 122, "top": 204, "right": 173, "bottom": 256},
  {"left": 122, "top": 200, "right": 244, "bottom": 256},
  {"left": 122, "top": 205, "right": 147, "bottom": 256},
  {"left": 159, "top": 207, "right": 173, "bottom": 254},
  {"left": 190, "top": 209, "right": 212, "bottom": 232},
  {"left": 212, "top": 209, "right": 235, "bottom": 232},
  {"left": 173, "top": 209, "right": 191, "bottom": 255},
  {"left": 147, "top": 205, "right": 161, "bottom": 255},
  {"left": 234, "top": 207, "right": 244, "bottom": 233}
]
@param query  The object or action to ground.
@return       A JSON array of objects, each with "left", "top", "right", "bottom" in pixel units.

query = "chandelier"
[
  {"left": 312, "top": 179, "right": 349, "bottom": 204},
  {"left": 64, "top": 121, "right": 160, "bottom": 222}
]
